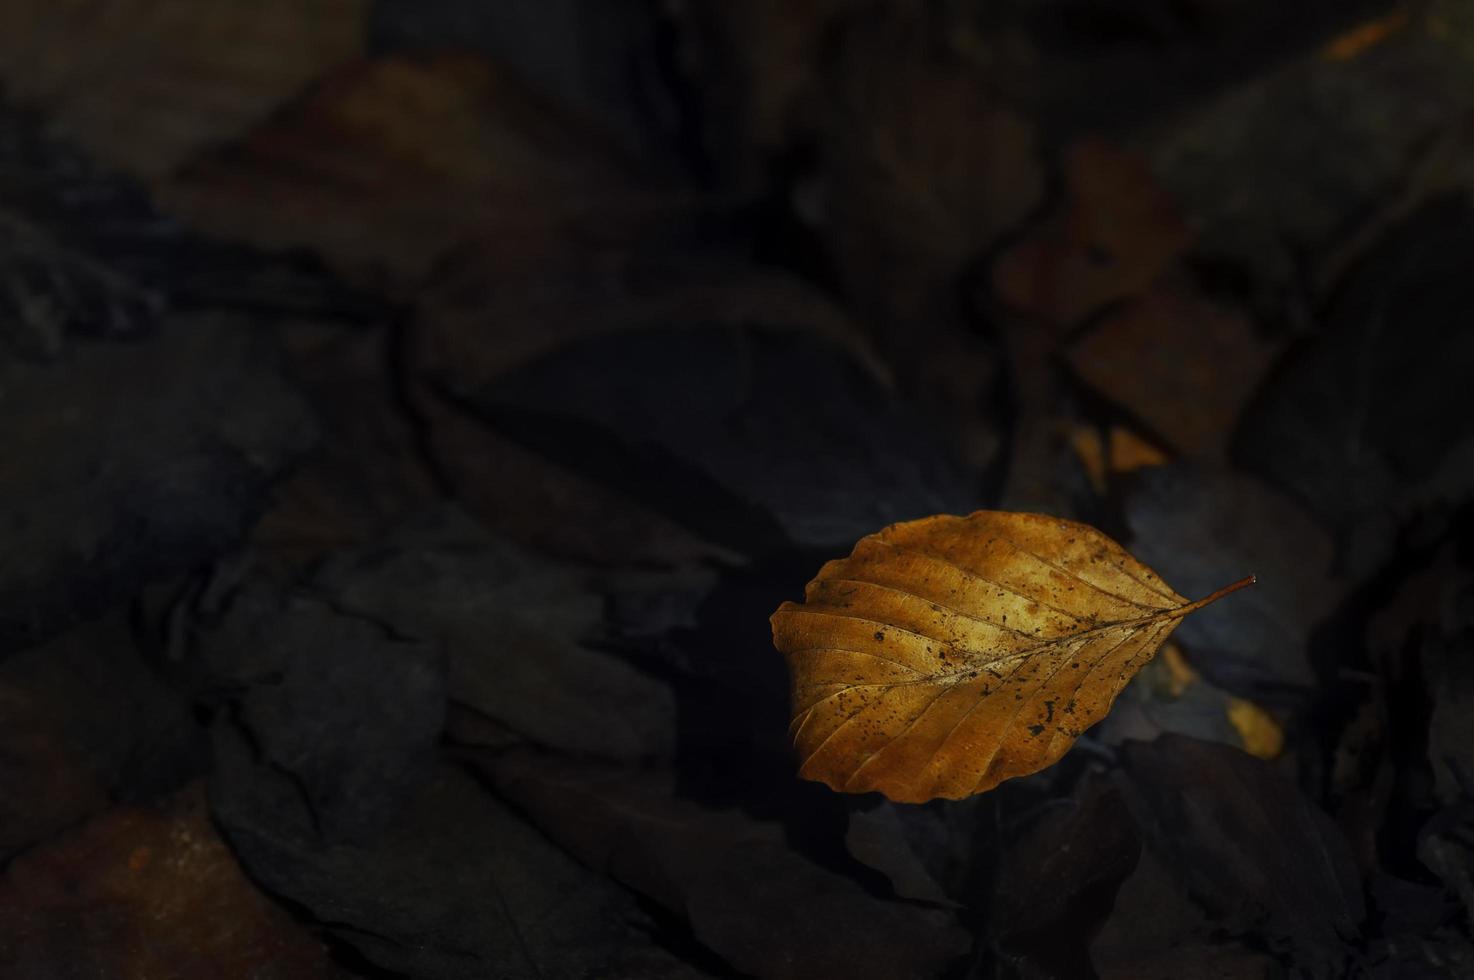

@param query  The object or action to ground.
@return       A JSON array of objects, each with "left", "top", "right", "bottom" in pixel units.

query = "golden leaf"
[{"left": 770, "top": 511, "right": 1253, "bottom": 803}]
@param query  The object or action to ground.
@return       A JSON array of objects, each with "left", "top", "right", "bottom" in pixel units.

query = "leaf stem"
[{"left": 1169, "top": 574, "right": 1257, "bottom": 619}]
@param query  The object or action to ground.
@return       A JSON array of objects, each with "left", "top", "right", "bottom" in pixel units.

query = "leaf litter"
[{"left": 1, "top": 3, "right": 1471, "bottom": 978}]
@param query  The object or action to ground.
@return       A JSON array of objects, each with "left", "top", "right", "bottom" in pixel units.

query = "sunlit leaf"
[{"left": 771, "top": 511, "right": 1252, "bottom": 802}]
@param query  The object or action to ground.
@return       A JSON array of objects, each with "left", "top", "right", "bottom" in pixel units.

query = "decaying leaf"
[
  {"left": 0, "top": 0, "right": 364, "bottom": 180},
  {"left": 0, "top": 784, "right": 347, "bottom": 980},
  {"left": 991, "top": 138, "right": 1189, "bottom": 327},
  {"left": 1117, "top": 735, "right": 1366, "bottom": 965},
  {"left": 162, "top": 53, "right": 648, "bottom": 290},
  {"left": 770, "top": 511, "right": 1252, "bottom": 802},
  {"left": 0, "top": 314, "right": 317, "bottom": 651},
  {"left": 1065, "top": 277, "right": 1281, "bottom": 457},
  {"left": 1234, "top": 196, "right": 1474, "bottom": 576},
  {"left": 478, "top": 748, "right": 971, "bottom": 980}
]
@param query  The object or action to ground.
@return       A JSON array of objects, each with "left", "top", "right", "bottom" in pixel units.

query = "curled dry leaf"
[{"left": 770, "top": 511, "right": 1252, "bottom": 802}]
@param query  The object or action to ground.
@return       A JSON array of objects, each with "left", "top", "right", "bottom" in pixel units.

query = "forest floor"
[{"left": 1, "top": 2, "right": 1473, "bottom": 978}]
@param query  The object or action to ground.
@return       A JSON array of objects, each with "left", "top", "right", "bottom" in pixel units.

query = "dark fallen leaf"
[
  {"left": 1427, "top": 638, "right": 1474, "bottom": 813},
  {"left": 972, "top": 0, "right": 1388, "bottom": 137},
  {"left": 1143, "top": 10, "right": 1474, "bottom": 319},
  {"left": 991, "top": 776, "right": 1141, "bottom": 978},
  {"left": 1364, "top": 538, "right": 1474, "bottom": 818},
  {"left": 410, "top": 232, "right": 888, "bottom": 401},
  {"left": 194, "top": 584, "right": 445, "bottom": 843},
  {"left": 1368, "top": 871, "right": 1461, "bottom": 941},
  {"left": 0, "top": 96, "right": 378, "bottom": 325},
  {"left": 164, "top": 53, "right": 655, "bottom": 291},
  {"left": 462, "top": 324, "right": 975, "bottom": 556},
  {"left": 992, "top": 137, "right": 1189, "bottom": 328},
  {"left": 804, "top": 11, "right": 1026, "bottom": 473},
  {"left": 1328, "top": 694, "right": 1390, "bottom": 877},
  {"left": 1413, "top": 533, "right": 1474, "bottom": 931},
  {"left": 441, "top": 702, "right": 523, "bottom": 751},
  {"left": 0, "top": 700, "right": 110, "bottom": 864},
  {"left": 1065, "top": 275, "right": 1281, "bottom": 458},
  {"left": 371, "top": 0, "right": 670, "bottom": 160},
  {"left": 0, "top": 0, "right": 364, "bottom": 180},
  {"left": 1233, "top": 197, "right": 1474, "bottom": 576},
  {"left": 0, "top": 784, "right": 348, "bottom": 980},
  {"left": 415, "top": 392, "right": 732, "bottom": 566},
  {"left": 1097, "top": 642, "right": 1283, "bottom": 759},
  {"left": 0, "top": 609, "right": 202, "bottom": 861},
  {"left": 991, "top": 309, "right": 1096, "bottom": 516},
  {"left": 0, "top": 315, "right": 317, "bottom": 653},
  {"left": 845, "top": 801, "right": 956, "bottom": 906},
  {"left": 1419, "top": 804, "right": 1474, "bottom": 936},
  {"left": 478, "top": 748, "right": 973, "bottom": 980},
  {"left": 0, "top": 720, "right": 106, "bottom": 865},
  {"left": 1088, "top": 845, "right": 1221, "bottom": 974},
  {"left": 251, "top": 321, "right": 441, "bottom": 566},
  {"left": 313, "top": 505, "right": 678, "bottom": 762},
  {"left": 213, "top": 749, "right": 707, "bottom": 980},
  {"left": 1125, "top": 465, "right": 1342, "bottom": 695},
  {"left": 1365, "top": 845, "right": 1474, "bottom": 976},
  {"left": 819, "top": 11, "right": 1042, "bottom": 374},
  {"left": 1118, "top": 735, "right": 1365, "bottom": 967},
  {"left": 408, "top": 237, "right": 884, "bottom": 564},
  {"left": 1363, "top": 935, "right": 1474, "bottom": 980}
]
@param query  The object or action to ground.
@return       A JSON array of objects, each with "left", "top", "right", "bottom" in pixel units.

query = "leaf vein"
[{"left": 874, "top": 538, "right": 1094, "bottom": 625}]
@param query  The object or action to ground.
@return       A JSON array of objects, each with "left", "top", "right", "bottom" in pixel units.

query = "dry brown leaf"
[
  {"left": 0, "top": 784, "right": 346, "bottom": 978},
  {"left": 1066, "top": 278, "right": 1281, "bottom": 457},
  {"left": 770, "top": 511, "right": 1252, "bottom": 802},
  {"left": 403, "top": 226, "right": 885, "bottom": 567},
  {"left": 161, "top": 54, "right": 652, "bottom": 290},
  {"left": 1069, "top": 425, "right": 1170, "bottom": 498},
  {"left": 820, "top": 19, "right": 1043, "bottom": 326},
  {"left": 413, "top": 391, "right": 735, "bottom": 568},
  {"left": 411, "top": 232, "right": 891, "bottom": 392},
  {"left": 992, "top": 138, "right": 1189, "bottom": 327},
  {"left": 0, "top": 0, "right": 363, "bottom": 180},
  {"left": 1109, "top": 426, "right": 1170, "bottom": 475},
  {"left": 250, "top": 321, "right": 441, "bottom": 566}
]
